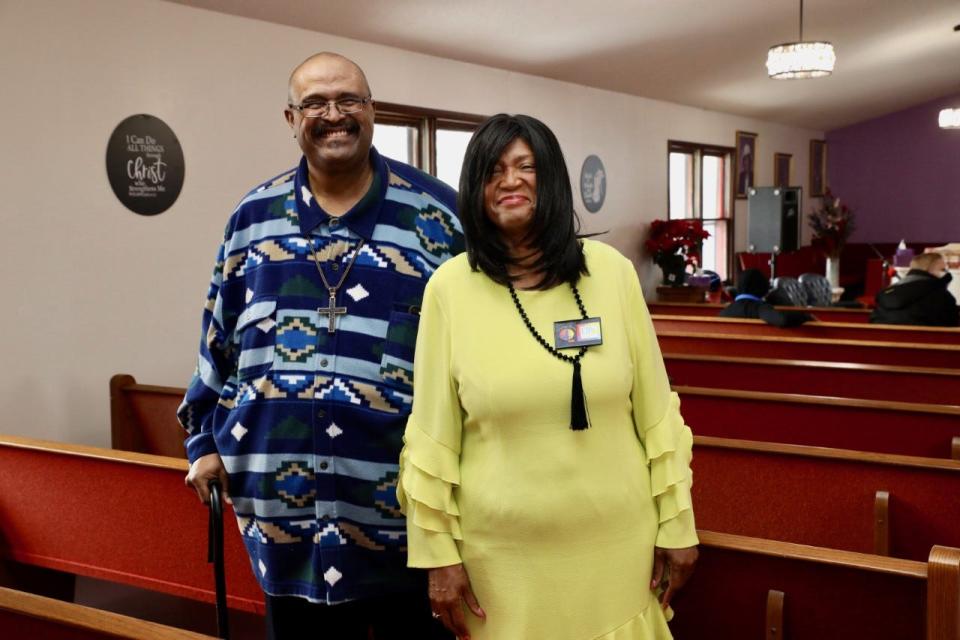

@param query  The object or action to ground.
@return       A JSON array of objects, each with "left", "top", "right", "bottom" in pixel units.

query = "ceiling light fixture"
[
  {"left": 940, "top": 108, "right": 960, "bottom": 130},
  {"left": 766, "top": 0, "right": 836, "bottom": 79},
  {"left": 940, "top": 27, "right": 960, "bottom": 129}
]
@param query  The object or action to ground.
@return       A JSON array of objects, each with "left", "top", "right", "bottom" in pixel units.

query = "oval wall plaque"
[
  {"left": 106, "top": 114, "right": 184, "bottom": 216},
  {"left": 579, "top": 155, "right": 606, "bottom": 213}
]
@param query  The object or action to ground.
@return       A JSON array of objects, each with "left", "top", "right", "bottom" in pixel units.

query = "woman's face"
[{"left": 483, "top": 138, "right": 537, "bottom": 244}]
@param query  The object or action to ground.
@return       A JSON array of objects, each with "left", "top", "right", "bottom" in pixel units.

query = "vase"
[
  {"left": 825, "top": 255, "right": 840, "bottom": 289},
  {"left": 658, "top": 254, "right": 687, "bottom": 287}
]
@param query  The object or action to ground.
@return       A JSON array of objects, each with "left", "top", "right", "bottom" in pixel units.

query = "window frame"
[
  {"left": 667, "top": 139, "right": 736, "bottom": 279},
  {"left": 374, "top": 102, "right": 486, "bottom": 177}
]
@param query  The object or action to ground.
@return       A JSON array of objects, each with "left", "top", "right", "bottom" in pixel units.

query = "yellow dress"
[{"left": 397, "top": 240, "right": 698, "bottom": 639}]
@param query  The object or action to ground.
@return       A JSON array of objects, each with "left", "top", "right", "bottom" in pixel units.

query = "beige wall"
[{"left": 0, "top": 0, "right": 822, "bottom": 446}]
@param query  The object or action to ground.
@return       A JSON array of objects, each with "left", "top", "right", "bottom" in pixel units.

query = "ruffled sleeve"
[
  {"left": 623, "top": 260, "right": 699, "bottom": 549},
  {"left": 396, "top": 276, "right": 464, "bottom": 568}
]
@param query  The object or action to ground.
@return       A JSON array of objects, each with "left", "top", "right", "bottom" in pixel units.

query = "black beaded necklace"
[{"left": 508, "top": 281, "right": 590, "bottom": 430}]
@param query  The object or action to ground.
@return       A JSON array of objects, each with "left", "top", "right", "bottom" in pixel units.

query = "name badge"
[{"left": 554, "top": 317, "right": 603, "bottom": 349}]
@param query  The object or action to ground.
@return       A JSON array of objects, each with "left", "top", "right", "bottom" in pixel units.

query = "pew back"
[
  {"left": 658, "top": 331, "right": 960, "bottom": 368},
  {"left": 665, "top": 353, "right": 960, "bottom": 406},
  {"left": 691, "top": 436, "right": 960, "bottom": 562},
  {"left": 678, "top": 386, "right": 960, "bottom": 458},
  {"left": 0, "top": 436, "right": 263, "bottom": 613},
  {"left": 648, "top": 302, "right": 873, "bottom": 323},
  {"left": 653, "top": 315, "right": 960, "bottom": 345}
]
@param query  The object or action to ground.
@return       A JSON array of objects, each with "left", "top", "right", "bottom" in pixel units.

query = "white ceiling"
[{"left": 167, "top": 0, "right": 960, "bottom": 131}]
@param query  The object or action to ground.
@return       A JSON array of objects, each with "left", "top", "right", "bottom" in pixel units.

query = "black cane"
[{"left": 208, "top": 480, "right": 230, "bottom": 639}]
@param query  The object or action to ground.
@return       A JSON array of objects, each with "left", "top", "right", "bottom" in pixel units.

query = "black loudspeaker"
[{"left": 747, "top": 187, "right": 802, "bottom": 253}]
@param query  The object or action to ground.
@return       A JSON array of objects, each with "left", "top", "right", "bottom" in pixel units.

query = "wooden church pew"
[
  {"left": 677, "top": 386, "right": 960, "bottom": 459},
  {"left": 658, "top": 331, "right": 960, "bottom": 369},
  {"left": 0, "top": 435, "right": 264, "bottom": 613},
  {"left": 648, "top": 301, "right": 874, "bottom": 323},
  {"left": 664, "top": 353, "right": 960, "bottom": 406},
  {"left": 671, "top": 531, "right": 960, "bottom": 640},
  {"left": 691, "top": 436, "right": 960, "bottom": 562},
  {"left": 653, "top": 314, "right": 960, "bottom": 346},
  {"left": 0, "top": 586, "right": 217, "bottom": 640}
]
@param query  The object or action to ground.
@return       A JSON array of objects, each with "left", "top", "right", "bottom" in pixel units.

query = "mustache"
[{"left": 311, "top": 120, "right": 360, "bottom": 138}]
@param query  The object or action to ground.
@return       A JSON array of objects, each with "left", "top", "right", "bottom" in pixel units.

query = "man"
[
  {"left": 178, "top": 52, "right": 462, "bottom": 639},
  {"left": 871, "top": 252, "right": 958, "bottom": 326}
]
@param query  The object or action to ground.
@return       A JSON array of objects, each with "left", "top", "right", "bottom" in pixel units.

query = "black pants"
[{"left": 265, "top": 590, "right": 451, "bottom": 640}]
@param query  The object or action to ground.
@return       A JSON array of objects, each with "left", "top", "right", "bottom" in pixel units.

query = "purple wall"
[{"left": 826, "top": 93, "right": 960, "bottom": 243}]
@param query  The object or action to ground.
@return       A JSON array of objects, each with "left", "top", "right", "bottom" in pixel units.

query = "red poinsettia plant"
[
  {"left": 644, "top": 218, "right": 711, "bottom": 267},
  {"left": 808, "top": 189, "right": 855, "bottom": 258}
]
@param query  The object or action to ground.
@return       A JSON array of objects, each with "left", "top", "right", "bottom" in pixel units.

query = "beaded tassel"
[
  {"left": 508, "top": 282, "right": 591, "bottom": 431},
  {"left": 570, "top": 360, "right": 588, "bottom": 430}
]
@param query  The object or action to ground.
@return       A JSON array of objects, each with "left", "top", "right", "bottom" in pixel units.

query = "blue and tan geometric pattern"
[
  {"left": 354, "top": 244, "right": 428, "bottom": 278},
  {"left": 315, "top": 522, "right": 348, "bottom": 548},
  {"left": 338, "top": 522, "right": 387, "bottom": 551},
  {"left": 313, "top": 378, "right": 404, "bottom": 414},
  {"left": 275, "top": 460, "right": 317, "bottom": 508},
  {"left": 373, "top": 471, "right": 403, "bottom": 519},
  {"left": 415, "top": 205, "right": 460, "bottom": 258},
  {"left": 275, "top": 316, "right": 319, "bottom": 363},
  {"left": 237, "top": 373, "right": 333, "bottom": 401},
  {"left": 379, "top": 362, "right": 413, "bottom": 389},
  {"left": 236, "top": 516, "right": 304, "bottom": 544}
]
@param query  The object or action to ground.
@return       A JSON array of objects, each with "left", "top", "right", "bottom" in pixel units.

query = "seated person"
[
  {"left": 720, "top": 269, "right": 813, "bottom": 327},
  {"left": 870, "top": 253, "right": 959, "bottom": 326}
]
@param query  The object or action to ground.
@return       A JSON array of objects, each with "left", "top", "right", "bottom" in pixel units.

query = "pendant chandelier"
[
  {"left": 940, "top": 108, "right": 960, "bottom": 129},
  {"left": 767, "top": 0, "right": 836, "bottom": 79}
]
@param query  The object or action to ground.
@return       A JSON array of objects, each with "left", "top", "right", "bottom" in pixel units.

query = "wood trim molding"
[
  {"left": 674, "top": 385, "right": 960, "bottom": 415},
  {"left": 0, "top": 435, "right": 187, "bottom": 471},
  {"left": 695, "top": 435, "right": 960, "bottom": 472},
  {"left": 375, "top": 101, "right": 486, "bottom": 126},
  {"left": 0, "top": 586, "right": 216, "bottom": 639},
  {"left": 696, "top": 530, "right": 927, "bottom": 578}
]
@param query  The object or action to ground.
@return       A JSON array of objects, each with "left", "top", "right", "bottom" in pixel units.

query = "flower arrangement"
[
  {"left": 644, "top": 218, "right": 711, "bottom": 267},
  {"left": 808, "top": 190, "right": 855, "bottom": 258}
]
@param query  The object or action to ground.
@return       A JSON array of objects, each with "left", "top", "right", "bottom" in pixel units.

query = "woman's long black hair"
[{"left": 457, "top": 114, "right": 588, "bottom": 289}]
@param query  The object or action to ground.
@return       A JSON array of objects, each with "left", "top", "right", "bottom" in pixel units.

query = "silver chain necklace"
[{"left": 306, "top": 235, "right": 365, "bottom": 333}]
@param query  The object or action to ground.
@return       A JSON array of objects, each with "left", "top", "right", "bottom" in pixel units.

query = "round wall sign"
[
  {"left": 579, "top": 155, "right": 606, "bottom": 213},
  {"left": 106, "top": 114, "right": 184, "bottom": 216}
]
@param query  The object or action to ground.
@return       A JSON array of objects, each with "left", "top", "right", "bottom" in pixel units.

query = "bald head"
[{"left": 287, "top": 52, "right": 371, "bottom": 104}]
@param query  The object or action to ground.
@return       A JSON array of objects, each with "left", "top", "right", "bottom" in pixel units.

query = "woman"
[{"left": 397, "top": 114, "right": 698, "bottom": 640}]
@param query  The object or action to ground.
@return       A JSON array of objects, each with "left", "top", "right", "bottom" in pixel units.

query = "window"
[
  {"left": 667, "top": 141, "right": 734, "bottom": 280},
  {"left": 374, "top": 103, "right": 485, "bottom": 190}
]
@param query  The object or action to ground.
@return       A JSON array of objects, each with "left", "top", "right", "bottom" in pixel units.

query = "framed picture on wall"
[
  {"left": 735, "top": 131, "right": 757, "bottom": 199},
  {"left": 810, "top": 139, "right": 827, "bottom": 197},
  {"left": 774, "top": 152, "right": 792, "bottom": 188}
]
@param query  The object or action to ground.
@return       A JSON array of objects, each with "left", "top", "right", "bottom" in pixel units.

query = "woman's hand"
[
  {"left": 651, "top": 545, "right": 698, "bottom": 610},
  {"left": 428, "top": 563, "right": 485, "bottom": 639}
]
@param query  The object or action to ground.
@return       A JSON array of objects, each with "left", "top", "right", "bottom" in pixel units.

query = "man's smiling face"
[{"left": 285, "top": 55, "right": 375, "bottom": 174}]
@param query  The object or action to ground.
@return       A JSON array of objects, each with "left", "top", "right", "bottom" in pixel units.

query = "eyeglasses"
[{"left": 288, "top": 96, "right": 373, "bottom": 118}]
